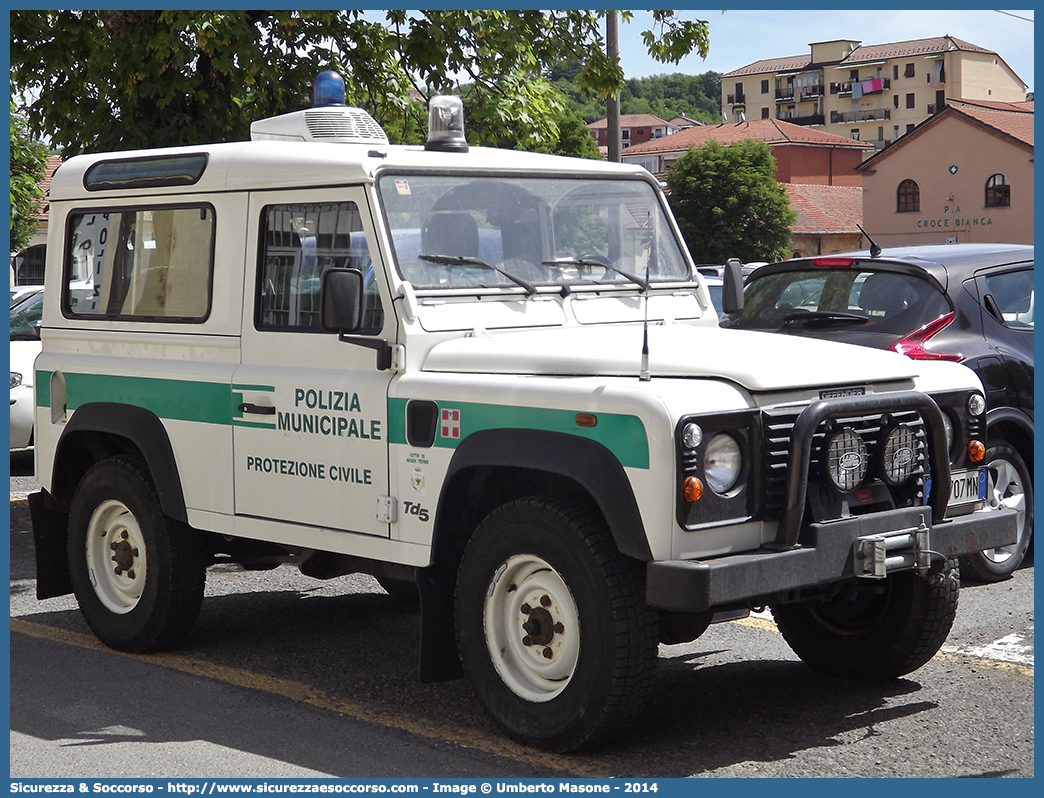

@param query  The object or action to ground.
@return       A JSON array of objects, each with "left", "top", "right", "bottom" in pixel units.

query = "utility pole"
[{"left": 606, "top": 10, "right": 621, "bottom": 162}]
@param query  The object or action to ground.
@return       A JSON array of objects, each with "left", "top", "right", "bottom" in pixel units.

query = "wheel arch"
[
  {"left": 50, "top": 402, "right": 188, "bottom": 522},
  {"left": 432, "top": 428, "right": 651, "bottom": 566},
  {"left": 985, "top": 407, "right": 1034, "bottom": 480}
]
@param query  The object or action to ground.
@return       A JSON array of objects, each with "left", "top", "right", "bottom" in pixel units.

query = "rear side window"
[
  {"left": 984, "top": 268, "right": 1033, "bottom": 329},
  {"left": 65, "top": 206, "right": 214, "bottom": 320}
]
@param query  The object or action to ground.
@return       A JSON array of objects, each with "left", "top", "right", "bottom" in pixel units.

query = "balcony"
[
  {"left": 798, "top": 85, "right": 823, "bottom": 101},
  {"left": 775, "top": 87, "right": 795, "bottom": 102},
  {"left": 727, "top": 93, "right": 746, "bottom": 106},
  {"left": 777, "top": 110, "right": 825, "bottom": 126},
  {"left": 830, "top": 82, "right": 853, "bottom": 96},
  {"left": 831, "top": 108, "right": 891, "bottom": 123}
]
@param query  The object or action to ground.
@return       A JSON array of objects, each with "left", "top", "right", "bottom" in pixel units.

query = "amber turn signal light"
[
  {"left": 968, "top": 440, "right": 986, "bottom": 462},
  {"left": 682, "top": 476, "right": 703, "bottom": 502}
]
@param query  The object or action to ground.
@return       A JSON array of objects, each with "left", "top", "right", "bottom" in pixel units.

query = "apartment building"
[{"left": 721, "top": 36, "right": 1028, "bottom": 150}]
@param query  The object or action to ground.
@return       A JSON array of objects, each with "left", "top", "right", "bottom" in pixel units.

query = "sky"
[{"left": 616, "top": 9, "right": 1034, "bottom": 93}]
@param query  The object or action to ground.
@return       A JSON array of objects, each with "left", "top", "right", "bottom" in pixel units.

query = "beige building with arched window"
[{"left": 854, "top": 99, "right": 1033, "bottom": 246}]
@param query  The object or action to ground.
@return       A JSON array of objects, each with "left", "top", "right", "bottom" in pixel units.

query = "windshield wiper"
[
  {"left": 782, "top": 310, "right": 869, "bottom": 328},
  {"left": 543, "top": 257, "right": 648, "bottom": 291},
  {"left": 419, "top": 254, "right": 536, "bottom": 296}
]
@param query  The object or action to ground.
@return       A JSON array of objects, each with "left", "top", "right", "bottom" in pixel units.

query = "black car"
[{"left": 722, "top": 243, "right": 1033, "bottom": 581}]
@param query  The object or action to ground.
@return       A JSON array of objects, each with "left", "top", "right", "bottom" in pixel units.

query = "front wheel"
[
  {"left": 455, "top": 496, "right": 658, "bottom": 752},
  {"left": 67, "top": 455, "right": 207, "bottom": 653},
  {"left": 959, "top": 441, "right": 1033, "bottom": 583},
  {"left": 771, "top": 559, "right": 959, "bottom": 680}
]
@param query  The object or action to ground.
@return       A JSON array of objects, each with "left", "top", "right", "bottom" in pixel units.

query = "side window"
[
  {"left": 257, "top": 201, "right": 383, "bottom": 333},
  {"left": 984, "top": 269, "right": 1033, "bottom": 329},
  {"left": 65, "top": 205, "right": 214, "bottom": 320}
]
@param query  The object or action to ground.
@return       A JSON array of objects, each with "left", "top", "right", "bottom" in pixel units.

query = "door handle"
[{"left": 239, "top": 402, "right": 276, "bottom": 416}]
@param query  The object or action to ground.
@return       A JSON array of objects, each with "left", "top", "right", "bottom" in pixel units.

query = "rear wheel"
[
  {"left": 67, "top": 456, "right": 207, "bottom": 653},
  {"left": 455, "top": 496, "right": 658, "bottom": 752},
  {"left": 771, "top": 559, "right": 959, "bottom": 680},
  {"left": 959, "top": 441, "right": 1032, "bottom": 582}
]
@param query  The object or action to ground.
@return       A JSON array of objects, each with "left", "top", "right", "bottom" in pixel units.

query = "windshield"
[
  {"left": 10, "top": 290, "right": 44, "bottom": 340},
  {"left": 377, "top": 174, "right": 690, "bottom": 290},
  {"left": 725, "top": 268, "right": 951, "bottom": 334}
]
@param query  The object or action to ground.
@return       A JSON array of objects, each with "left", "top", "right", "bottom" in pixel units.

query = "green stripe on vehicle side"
[
  {"left": 387, "top": 398, "right": 649, "bottom": 469},
  {"left": 36, "top": 370, "right": 52, "bottom": 408},
  {"left": 53, "top": 373, "right": 233, "bottom": 425}
]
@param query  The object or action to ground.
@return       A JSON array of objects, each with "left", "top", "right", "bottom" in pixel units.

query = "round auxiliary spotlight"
[
  {"left": 881, "top": 423, "right": 917, "bottom": 486},
  {"left": 825, "top": 427, "right": 868, "bottom": 492}
]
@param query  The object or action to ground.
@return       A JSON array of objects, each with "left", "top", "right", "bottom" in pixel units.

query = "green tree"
[
  {"left": 10, "top": 10, "right": 709, "bottom": 156},
  {"left": 10, "top": 104, "right": 50, "bottom": 255},
  {"left": 666, "top": 140, "right": 796, "bottom": 263}
]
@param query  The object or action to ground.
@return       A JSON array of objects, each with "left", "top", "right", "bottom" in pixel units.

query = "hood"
[{"left": 422, "top": 324, "right": 921, "bottom": 392}]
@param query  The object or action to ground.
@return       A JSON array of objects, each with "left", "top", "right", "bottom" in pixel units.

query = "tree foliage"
[
  {"left": 10, "top": 10, "right": 709, "bottom": 157},
  {"left": 665, "top": 140, "right": 796, "bottom": 263},
  {"left": 555, "top": 72, "right": 723, "bottom": 125},
  {"left": 10, "top": 104, "right": 51, "bottom": 254}
]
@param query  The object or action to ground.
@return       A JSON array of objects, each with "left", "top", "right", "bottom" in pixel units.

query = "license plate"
[{"left": 925, "top": 468, "right": 988, "bottom": 509}]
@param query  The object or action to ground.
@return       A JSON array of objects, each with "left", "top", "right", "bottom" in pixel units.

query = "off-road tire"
[
  {"left": 771, "top": 559, "right": 959, "bottom": 680},
  {"left": 455, "top": 496, "right": 658, "bottom": 752},
  {"left": 67, "top": 455, "right": 207, "bottom": 653}
]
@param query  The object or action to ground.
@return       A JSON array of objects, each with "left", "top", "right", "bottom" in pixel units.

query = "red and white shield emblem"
[{"left": 441, "top": 408, "right": 461, "bottom": 440}]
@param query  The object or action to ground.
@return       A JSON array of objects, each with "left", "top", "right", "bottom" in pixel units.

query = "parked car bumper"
[{"left": 10, "top": 383, "right": 35, "bottom": 449}]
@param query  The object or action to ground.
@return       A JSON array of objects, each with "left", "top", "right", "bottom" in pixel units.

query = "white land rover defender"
[{"left": 30, "top": 75, "right": 1015, "bottom": 752}]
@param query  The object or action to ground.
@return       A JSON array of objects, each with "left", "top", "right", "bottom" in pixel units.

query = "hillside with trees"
[{"left": 551, "top": 68, "right": 723, "bottom": 124}]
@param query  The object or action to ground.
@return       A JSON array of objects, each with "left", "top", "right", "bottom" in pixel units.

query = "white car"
[
  {"left": 10, "top": 290, "right": 43, "bottom": 449},
  {"left": 10, "top": 285, "right": 43, "bottom": 308}
]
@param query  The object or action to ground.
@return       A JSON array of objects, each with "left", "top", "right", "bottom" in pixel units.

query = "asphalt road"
[{"left": 9, "top": 450, "right": 1034, "bottom": 778}]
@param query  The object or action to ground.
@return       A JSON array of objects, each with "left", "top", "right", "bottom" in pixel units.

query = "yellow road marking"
[{"left": 11, "top": 618, "right": 608, "bottom": 777}]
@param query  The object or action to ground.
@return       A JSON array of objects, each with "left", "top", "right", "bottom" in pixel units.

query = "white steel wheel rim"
[
  {"left": 483, "top": 554, "right": 581, "bottom": 703},
  {"left": 984, "top": 457, "right": 1027, "bottom": 564},
  {"left": 85, "top": 499, "right": 148, "bottom": 614}
]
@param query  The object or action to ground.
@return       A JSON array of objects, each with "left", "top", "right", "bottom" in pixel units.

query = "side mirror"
[
  {"left": 722, "top": 258, "right": 745, "bottom": 314},
  {"left": 320, "top": 268, "right": 364, "bottom": 332}
]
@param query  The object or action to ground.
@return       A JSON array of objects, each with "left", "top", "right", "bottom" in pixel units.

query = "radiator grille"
[{"left": 761, "top": 406, "right": 927, "bottom": 518}]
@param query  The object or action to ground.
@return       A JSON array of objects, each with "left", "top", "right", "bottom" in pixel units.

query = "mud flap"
[
  {"left": 416, "top": 565, "right": 465, "bottom": 682},
  {"left": 28, "top": 490, "right": 73, "bottom": 600}
]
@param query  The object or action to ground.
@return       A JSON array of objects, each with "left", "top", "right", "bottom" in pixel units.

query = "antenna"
[
  {"left": 856, "top": 224, "right": 883, "bottom": 258},
  {"left": 640, "top": 259, "right": 651, "bottom": 381}
]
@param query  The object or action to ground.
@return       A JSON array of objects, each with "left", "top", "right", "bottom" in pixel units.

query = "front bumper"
[{"left": 646, "top": 504, "right": 1017, "bottom": 613}]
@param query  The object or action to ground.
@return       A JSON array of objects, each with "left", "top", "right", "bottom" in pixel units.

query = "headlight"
[
  {"left": 881, "top": 423, "right": 917, "bottom": 486},
  {"left": 705, "top": 433, "right": 742, "bottom": 494},
  {"left": 967, "top": 393, "right": 986, "bottom": 417},
  {"left": 10, "top": 372, "right": 22, "bottom": 389},
  {"left": 825, "top": 427, "right": 868, "bottom": 492}
]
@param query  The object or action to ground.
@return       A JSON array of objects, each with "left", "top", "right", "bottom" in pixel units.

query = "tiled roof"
[
  {"left": 723, "top": 54, "right": 811, "bottom": 78},
  {"left": 35, "top": 155, "right": 62, "bottom": 221},
  {"left": 950, "top": 98, "right": 1034, "bottom": 114},
  {"left": 785, "top": 184, "right": 863, "bottom": 234},
  {"left": 621, "top": 118, "right": 872, "bottom": 155},
  {"left": 725, "top": 35, "right": 1012, "bottom": 80},
  {"left": 952, "top": 105, "right": 1034, "bottom": 147},
  {"left": 841, "top": 35, "right": 992, "bottom": 64},
  {"left": 587, "top": 114, "right": 670, "bottom": 130}
]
